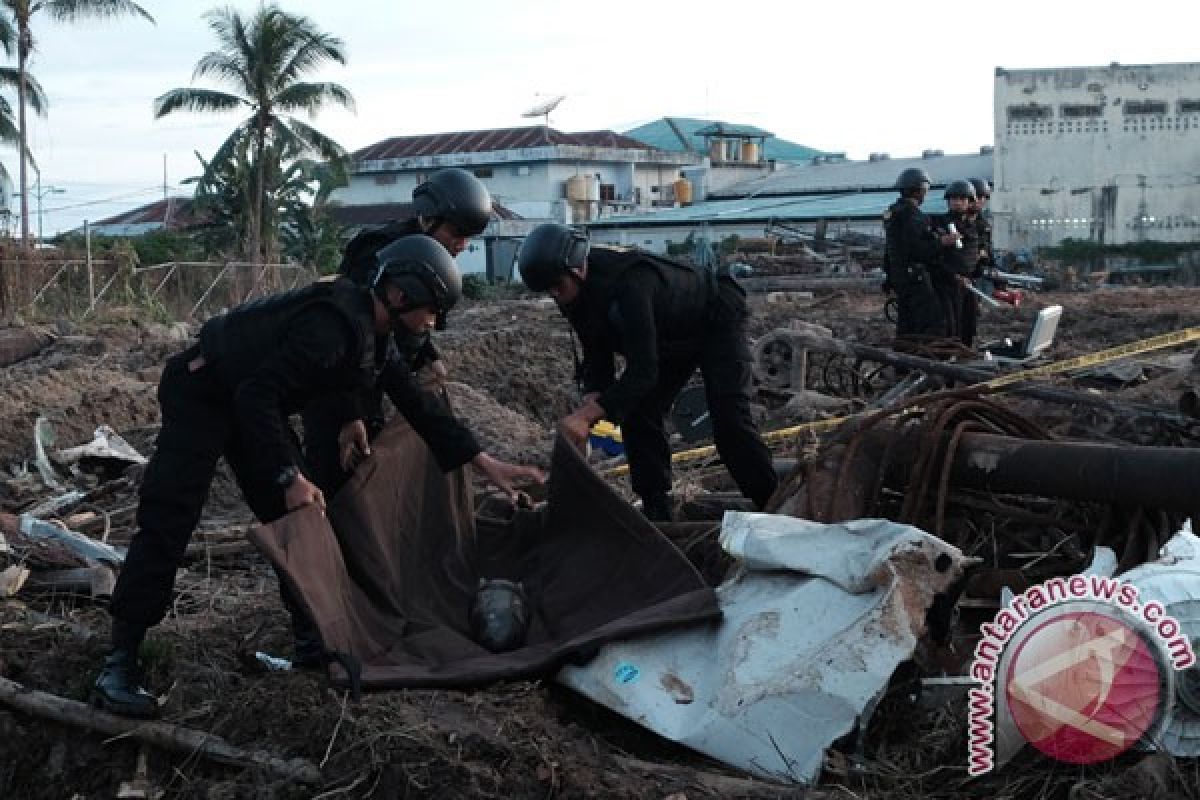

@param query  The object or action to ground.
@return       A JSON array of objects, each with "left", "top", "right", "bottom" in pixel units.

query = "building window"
[
  {"left": 373, "top": 174, "right": 397, "bottom": 186},
  {"left": 599, "top": 184, "right": 616, "bottom": 202},
  {"left": 1124, "top": 100, "right": 1167, "bottom": 115},
  {"left": 515, "top": 165, "right": 531, "bottom": 177},
  {"left": 1061, "top": 103, "right": 1103, "bottom": 118},
  {"left": 1179, "top": 100, "right": 1200, "bottom": 113},
  {"left": 1007, "top": 103, "right": 1053, "bottom": 121},
  {"left": 472, "top": 167, "right": 493, "bottom": 179}
]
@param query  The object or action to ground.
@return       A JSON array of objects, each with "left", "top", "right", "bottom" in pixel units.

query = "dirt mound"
[
  {"left": 0, "top": 328, "right": 172, "bottom": 464},
  {"left": 445, "top": 381, "right": 554, "bottom": 467},
  {"left": 440, "top": 307, "right": 579, "bottom": 427}
]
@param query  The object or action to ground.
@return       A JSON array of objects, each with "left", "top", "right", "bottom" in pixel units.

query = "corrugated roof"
[
  {"left": 354, "top": 126, "right": 654, "bottom": 162},
  {"left": 710, "top": 151, "right": 993, "bottom": 199},
  {"left": 586, "top": 191, "right": 951, "bottom": 229},
  {"left": 694, "top": 122, "right": 773, "bottom": 138},
  {"left": 623, "top": 117, "right": 825, "bottom": 163},
  {"left": 92, "top": 196, "right": 205, "bottom": 229}
]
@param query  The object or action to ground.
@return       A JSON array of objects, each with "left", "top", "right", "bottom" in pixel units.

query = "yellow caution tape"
[
  {"left": 602, "top": 325, "right": 1200, "bottom": 478},
  {"left": 981, "top": 326, "right": 1200, "bottom": 389}
]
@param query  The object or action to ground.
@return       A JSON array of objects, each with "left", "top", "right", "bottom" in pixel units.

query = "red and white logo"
[{"left": 1004, "top": 607, "right": 1167, "bottom": 765}]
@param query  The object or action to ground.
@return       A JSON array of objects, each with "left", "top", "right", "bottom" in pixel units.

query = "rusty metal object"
[
  {"left": 778, "top": 328, "right": 1196, "bottom": 425},
  {"left": 772, "top": 396, "right": 1189, "bottom": 591},
  {"left": 0, "top": 326, "right": 55, "bottom": 367}
]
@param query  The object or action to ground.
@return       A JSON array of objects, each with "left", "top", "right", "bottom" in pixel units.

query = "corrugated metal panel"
[
  {"left": 91, "top": 197, "right": 205, "bottom": 230},
  {"left": 354, "top": 126, "right": 654, "bottom": 162},
  {"left": 710, "top": 152, "right": 993, "bottom": 199},
  {"left": 587, "top": 190, "right": 950, "bottom": 228},
  {"left": 623, "top": 117, "right": 825, "bottom": 163},
  {"left": 558, "top": 514, "right": 971, "bottom": 783},
  {"left": 693, "top": 121, "right": 773, "bottom": 137}
]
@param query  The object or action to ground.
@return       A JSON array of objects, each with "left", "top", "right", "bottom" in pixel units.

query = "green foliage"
[
  {"left": 154, "top": 3, "right": 353, "bottom": 263},
  {"left": 130, "top": 229, "right": 207, "bottom": 264},
  {"left": 461, "top": 273, "right": 492, "bottom": 301},
  {"left": 1040, "top": 237, "right": 1199, "bottom": 265},
  {"left": 718, "top": 234, "right": 741, "bottom": 256},
  {"left": 281, "top": 202, "right": 345, "bottom": 273},
  {"left": 665, "top": 233, "right": 693, "bottom": 256}
]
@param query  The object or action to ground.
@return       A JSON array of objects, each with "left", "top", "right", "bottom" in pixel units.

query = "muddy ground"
[{"left": 3, "top": 287, "right": 1200, "bottom": 799}]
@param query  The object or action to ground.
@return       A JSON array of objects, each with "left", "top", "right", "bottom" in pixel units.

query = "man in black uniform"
[
  {"left": 958, "top": 178, "right": 994, "bottom": 346},
  {"left": 517, "top": 223, "right": 777, "bottom": 521},
  {"left": 883, "top": 168, "right": 960, "bottom": 339},
  {"left": 304, "top": 167, "right": 494, "bottom": 496},
  {"left": 93, "top": 236, "right": 542, "bottom": 718},
  {"left": 931, "top": 180, "right": 980, "bottom": 343}
]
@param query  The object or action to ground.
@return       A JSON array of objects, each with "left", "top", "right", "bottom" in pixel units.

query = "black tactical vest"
[
  {"left": 579, "top": 246, "right": 716, "bottom": 340},
  {"left": 935, "top": 211, "right": 981, "bottom": 276},
  {"left": 338, "top": 218, "right": 424, "bottom": 286},
  {"left": 198, "top": 277, "right": 378, "bottom": 390}
]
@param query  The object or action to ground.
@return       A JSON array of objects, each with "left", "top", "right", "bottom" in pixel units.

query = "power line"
[{"left": 39, "top": 186, "right": 173, "bottom": 214}]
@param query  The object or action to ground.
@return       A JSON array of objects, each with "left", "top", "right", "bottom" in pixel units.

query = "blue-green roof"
[
  {"left": 693, "top": 122, "right": 773, "bottom": 138},
  {"left": 587, "top": 191, "right": 951, "bottom": 228},
  {"left": 623, "top": 117, "right": 826, "bottom": 164}
]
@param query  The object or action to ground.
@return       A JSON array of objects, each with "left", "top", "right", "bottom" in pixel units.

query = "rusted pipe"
[{"left": 949, "top": 432, "right": 1200, "bottom": 512}]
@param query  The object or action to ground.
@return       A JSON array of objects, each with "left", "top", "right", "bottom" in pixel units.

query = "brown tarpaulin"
[{"left": 250, "top": 423, "right": 719, "bottom": 689}]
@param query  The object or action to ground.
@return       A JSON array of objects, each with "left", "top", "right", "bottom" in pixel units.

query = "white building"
[
  {"left": 332, "top": 125, "right": 697, "bottom": 226},
  {"left": 993, "top": 62, "right": 1200, "bottom": 251}
]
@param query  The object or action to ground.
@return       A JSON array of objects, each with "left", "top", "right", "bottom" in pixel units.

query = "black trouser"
[
  {"left": 959, "top": 288, "right": 979, "bottom": 347},
  {"left": 894, "top": 268, "right": 948, "bottom": 338},
  {"left": 622, "top": 286, "right": 777, "bottom": 509},
  {"left": 932, "top": 275, "right": 963, "bottom": 341},
  {"left": 110, "top": 345, "right": 307, "bottom": 630}
]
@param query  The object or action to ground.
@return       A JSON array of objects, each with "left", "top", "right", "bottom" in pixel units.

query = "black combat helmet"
[
  {"left": 517, "top": 223, "right": 590, "bottom": 292},
  {"left": 894, "top": 167, "right": 933, "bottom": 192},
  {"left": 969, "top": 178, "right": 992, "bottom": 199},
  {"left": 412, "top": 167, "right": 494, "bottom": 236},
  {"left": 944, "top": 179, "right": 978, "bottom": 200},
  {"left": 372, "top": 235, "right": 462, "bottom": 329}
]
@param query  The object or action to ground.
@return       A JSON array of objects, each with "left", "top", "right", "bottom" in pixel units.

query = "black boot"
[
  {"left": 290, "top": 612, "right": 327, "bottom": 670},
  {"left": 641, "top": 493, "right": 673, "bottom": 523},
  {"left": 92, "top": 620, "right": 158, "bottom": 718}
]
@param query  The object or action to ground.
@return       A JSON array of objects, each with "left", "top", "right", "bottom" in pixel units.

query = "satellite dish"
[{"left": 521, "top": 94, "right": 565, "bottom": 125}]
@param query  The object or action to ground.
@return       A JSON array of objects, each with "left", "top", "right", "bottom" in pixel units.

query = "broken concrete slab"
[{"left": 557, "top": 514, "right": 969, "bottom": 784}]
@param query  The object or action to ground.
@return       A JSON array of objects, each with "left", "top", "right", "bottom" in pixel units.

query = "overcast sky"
[{"left": 10, "top": 0, "right": 1199, "bottom": 235}]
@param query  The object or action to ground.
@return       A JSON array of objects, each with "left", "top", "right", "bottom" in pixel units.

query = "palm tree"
[
  {"left": 2, "top": 0, "right": 154, "bottom": 246},
  {"left": 154, "top": 5, "right": 354, "bottom": 265},
  {"left": 0, "top": 22, "right": 48, "bottom": 136},
  {"left": 0, "top": 14, "right": 45, "bottom": 237}
]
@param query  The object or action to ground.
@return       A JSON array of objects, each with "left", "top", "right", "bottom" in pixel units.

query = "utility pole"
[
  {"left": 28, "top": 166, "right": 65, "bottom": 244},
  {"left": 85, "top": 220, "right": 94, "bottom": 308}
]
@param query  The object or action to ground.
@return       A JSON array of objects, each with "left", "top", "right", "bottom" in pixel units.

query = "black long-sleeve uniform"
[
  {"left": 564, "top": 246, "right": 777, "bottom": 508},
  {"left": 301, "top": 221, "right": 471, "bottom": 496},
  {"left": 883, "top": 197, "right": 948, "bottom": 338},
  {"left": 109, "top": 277, "right": 473, "bottom": 630},
  {"left": 931, "top": 209, "right": 982, "bottom": 342}
]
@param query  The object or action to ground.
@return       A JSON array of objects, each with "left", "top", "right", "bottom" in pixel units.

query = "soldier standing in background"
[
  {"left": 931, "top": 180, "right": 981, "bottom": 342},
  {"left": 883, "top": 168, "right": 960, "bottom": 339},
  {"left": 958, "top": 178, "right": 994, "bottom": 346}
]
